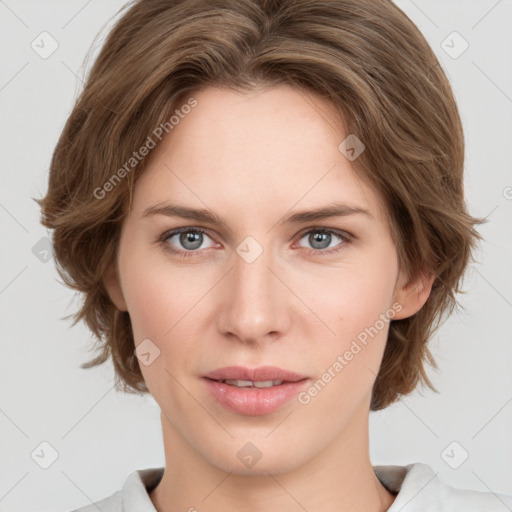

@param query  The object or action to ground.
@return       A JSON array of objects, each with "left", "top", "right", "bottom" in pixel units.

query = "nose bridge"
[{"left": 217, "top": 237, "right": 288, "bottom": 342}]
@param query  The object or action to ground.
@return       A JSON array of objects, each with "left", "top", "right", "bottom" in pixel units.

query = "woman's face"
[{"left": 106, "top": 84, "right": 429, "bottom": 475}]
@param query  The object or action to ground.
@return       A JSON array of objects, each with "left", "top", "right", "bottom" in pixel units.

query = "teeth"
[{"left": 223, "top": 379, "right": 284, "bottom": 388}]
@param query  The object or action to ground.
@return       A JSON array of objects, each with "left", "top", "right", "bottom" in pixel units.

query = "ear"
[
  {"left": 392, "top": 269, "right": 434, "bottom": 320},
  {"left": 103, "top": 262, "right": 128, "bottom": 312}
]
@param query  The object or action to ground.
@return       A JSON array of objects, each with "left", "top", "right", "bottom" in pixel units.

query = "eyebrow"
[{"left": 141, "top": 201, "right": 373, "bottom": 226}]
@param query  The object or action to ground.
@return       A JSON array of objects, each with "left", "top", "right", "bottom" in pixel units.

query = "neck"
[{"left": 149, "top": 405, "right": 395, "bottom": 512}]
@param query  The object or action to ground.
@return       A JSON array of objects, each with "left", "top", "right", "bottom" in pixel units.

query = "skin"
[{"left": 105, "top": 84, "right": 433, "bottom": 512}]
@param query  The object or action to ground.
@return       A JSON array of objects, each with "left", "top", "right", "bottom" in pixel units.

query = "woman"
[{"left": 37, "top": 0, "right": 511, "bottom": 510}]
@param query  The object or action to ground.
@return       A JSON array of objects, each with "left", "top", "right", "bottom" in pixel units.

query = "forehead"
[{"left": 130, "top": 84, "right": 387, "bottom": 225}]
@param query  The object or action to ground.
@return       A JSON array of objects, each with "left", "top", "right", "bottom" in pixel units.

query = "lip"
[
  {"left": 203, "top": 365, "right": 308, "bottom": 382},
  {"left": 203, "top": 379, "right": 310, "bottom": 416},
  {"left": 202, "top": 366, "right": 310, "bottom": 416}
]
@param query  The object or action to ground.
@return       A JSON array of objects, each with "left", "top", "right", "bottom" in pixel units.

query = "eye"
[
  {"left": 158, "top": 226, "right": 352, "bottom": 259},
  {"left": 159, "top": 227, "right": 217, "bottom": 257},
  {"left": 295, "top": 228, "right": 350, "bottom": 254}
]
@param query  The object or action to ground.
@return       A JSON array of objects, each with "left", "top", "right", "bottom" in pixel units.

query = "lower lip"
[{"left": 203, "top": 378, "right": 310, "bottom": 416}]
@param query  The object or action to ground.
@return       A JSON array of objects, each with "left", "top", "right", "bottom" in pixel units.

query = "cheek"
[
  {"left": 301, "top": 252, "right": 398, "bottom": 338},
  {"left": 117, "top": 255, "right": 199, "bottom": 400},
  {"left": 296, "top": 247, "right": 398, "bottom": 390},
  {"left": 121, "top": 271, "right": 172, "bottom": 341},
  {"left": 118, "top": 238, "right": 199, "bottom": 340},
  {"left": 117, "top": 241, "right": 212, "bottom": 381}
]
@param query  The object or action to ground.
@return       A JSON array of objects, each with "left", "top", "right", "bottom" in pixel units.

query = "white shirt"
[{"left": 71, "top": 463, "right": 512, "bottom": 511}]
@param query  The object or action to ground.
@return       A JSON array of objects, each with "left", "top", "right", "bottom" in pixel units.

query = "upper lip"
[{"left": 203, "top": 366, "right": 308, "bottom": 382}]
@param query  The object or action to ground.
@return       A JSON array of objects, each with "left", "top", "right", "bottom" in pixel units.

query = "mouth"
[
  {"left": 202, "top": 366, "right": 310, "bottom": 415},
  {"left": 207, "top": 378, "right": 289, "bottom": 388},
  {"left": 203, "top": 365, "right": 308, "bottom": 383}
]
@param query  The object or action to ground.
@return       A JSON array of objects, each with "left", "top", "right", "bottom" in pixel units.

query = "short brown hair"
[{"left": 37, "top": 0, "right": 482, "bottom": 410}]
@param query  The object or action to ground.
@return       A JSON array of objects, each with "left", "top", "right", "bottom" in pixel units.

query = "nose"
[{"left": 216, "top": 240, "right": 291, "bottom": 345}]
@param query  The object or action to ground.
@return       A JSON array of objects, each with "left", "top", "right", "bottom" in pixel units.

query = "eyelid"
[
  {"left": 295, "top": 226, "right": 353, "bottom": 242},
  {"left": 292, "top": 227, "right": 352, "bottom": 253},
  {"left": 158, "top": 226, "right": 218, "bottom": 248}
]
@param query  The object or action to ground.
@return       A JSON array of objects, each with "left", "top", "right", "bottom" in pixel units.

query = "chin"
[{"left": 202, "top": 436, "right": 312, "bottom": 477}]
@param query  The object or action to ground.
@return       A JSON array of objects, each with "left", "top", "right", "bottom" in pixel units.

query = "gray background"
[{"left": 1, "top": 0, "right": 511, "bottom": 510}]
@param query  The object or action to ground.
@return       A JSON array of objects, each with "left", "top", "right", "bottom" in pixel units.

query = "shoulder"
[
  {"left": 69, "top": 467, "right": 164, "bottom": 512},
  {"left": 374, "top": 462, "right": 512, "bottom": 511}
]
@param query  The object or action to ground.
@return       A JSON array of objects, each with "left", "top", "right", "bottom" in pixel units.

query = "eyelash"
[{"left": 157, "top": 226, "right": 353, "bottom": 259}]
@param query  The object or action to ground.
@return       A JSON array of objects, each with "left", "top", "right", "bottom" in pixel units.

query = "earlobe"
[
  {"left": 103, "top": 263, "right": 128, "bottom": 312},
  {"left": 392, "top": 270, "right": 435, "bottom": 320}
]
